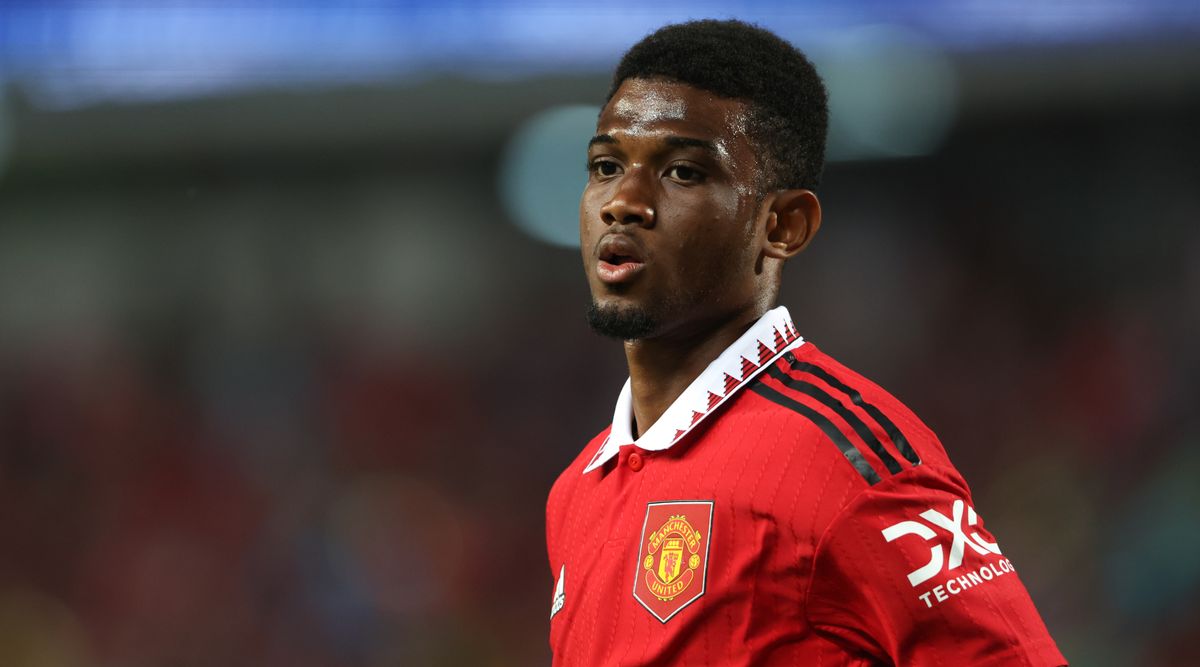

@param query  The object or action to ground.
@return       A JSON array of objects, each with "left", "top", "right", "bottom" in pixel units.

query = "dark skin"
[{"left": 581, "top": 78, "right": 823, "bottom": 437}]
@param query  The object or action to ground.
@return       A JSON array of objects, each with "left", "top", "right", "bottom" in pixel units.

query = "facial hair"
[{"left": 585, "top": 301, "right": 658, "bottom": 340}]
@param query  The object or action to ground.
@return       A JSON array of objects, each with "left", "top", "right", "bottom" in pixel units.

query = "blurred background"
[{"left": 0, "top": 1, "right": 1198, "bottom": 665}]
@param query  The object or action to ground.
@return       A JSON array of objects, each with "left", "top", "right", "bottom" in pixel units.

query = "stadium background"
[{"left": 0, "top": 2, "right": 1197, "bottom": 665}]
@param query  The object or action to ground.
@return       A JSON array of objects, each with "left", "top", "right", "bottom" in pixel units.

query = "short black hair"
[{"left": 606, "top": 19, "right": 828, "bottom": 192}]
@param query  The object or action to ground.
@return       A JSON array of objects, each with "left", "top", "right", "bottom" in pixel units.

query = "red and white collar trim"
[{"left": 583, "top": 306, "right": 805, "bottom": 474}]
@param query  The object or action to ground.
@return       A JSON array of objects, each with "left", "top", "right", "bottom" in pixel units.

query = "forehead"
[{"left": 597, "top": 78, "right": 751, "bottom": 143}]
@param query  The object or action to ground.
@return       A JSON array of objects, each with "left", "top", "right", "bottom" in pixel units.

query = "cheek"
[
  {"left": 578, "top": 186, "right": 591, "bottom": 226},
  {"left": 676, "top": 201, "right": 757, "bottom": 278},
  {"left": 580, "top": 182, "right": 611, "bottom": 223},
  {"left": 579, "top": 187, "right": 602, "bottom": 241},
  {"left": 697, "top": 193, "right": 750, "bottom": 248}
]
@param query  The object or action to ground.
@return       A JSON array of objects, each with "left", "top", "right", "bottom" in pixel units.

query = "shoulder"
[
  {"left": 799, "top": 458, "right": 1066, "bottom": 664},
  {"left": 773, "top": 347, "right": 1066, "bottom": 663},
  {"left": 740, "top": 340, "right": 955, "bottom": 494}
]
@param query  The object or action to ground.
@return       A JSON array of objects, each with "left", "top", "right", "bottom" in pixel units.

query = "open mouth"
[
  {"left": 601, "top": 251, "right": 639, "bottom": 266},
  {"left": 597, "top": 235, "right": 646, "bottom": 284}
]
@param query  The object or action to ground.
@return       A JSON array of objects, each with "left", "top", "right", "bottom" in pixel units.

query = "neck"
[{"left": 624, "top": 306, "right": 767, "bottom": 438}]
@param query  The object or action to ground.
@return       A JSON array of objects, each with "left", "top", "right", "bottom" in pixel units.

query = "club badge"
[{"left": 633, "top": 500, "right": 714, "bottom": 622}]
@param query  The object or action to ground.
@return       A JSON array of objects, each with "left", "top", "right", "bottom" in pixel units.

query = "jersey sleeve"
[{"left": 805, "top": 464, "right": 1067, "bottom": 666}]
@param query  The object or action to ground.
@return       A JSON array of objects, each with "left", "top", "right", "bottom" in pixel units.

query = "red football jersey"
[{"left": 546, "top": 307, "right": 1066, "bottom": 666}]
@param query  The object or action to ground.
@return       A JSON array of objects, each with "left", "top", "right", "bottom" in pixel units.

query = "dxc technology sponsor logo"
[{"left": 881, "top": 498, "right": 1012, "bottom": 608}]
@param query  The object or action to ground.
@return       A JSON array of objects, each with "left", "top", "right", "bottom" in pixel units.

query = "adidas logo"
[{"left": 551, "top": 564, "right": 565, "bottom": 619}]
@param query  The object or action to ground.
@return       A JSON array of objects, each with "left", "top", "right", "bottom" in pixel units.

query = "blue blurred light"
[
  {"left": 500, "top": 105, "right": 597, "bottom": 249},
  {"left": 0, "top": 1, "right": 1196, "bottom": 105},
  {"left": 819, "top": 25, "right": 958, "bottom": 160}
]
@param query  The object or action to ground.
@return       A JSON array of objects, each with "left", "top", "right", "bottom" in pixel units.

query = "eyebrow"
[
  {"left": 587, "top": 134, "right": 719, "bottom": 156},
  {"left": 664, "top": 136, "right": 718, "bottom": 154},
  {"left": 588, "top": 134, "right": 616, "bottom": 148}
]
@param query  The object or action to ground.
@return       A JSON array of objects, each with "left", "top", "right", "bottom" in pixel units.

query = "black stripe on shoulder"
[
  {"left": 782, "top": 353, "right": 922, "bottom": 466},
  {"left": 749, "top": 381, "right": 883, "bottom": 485},
  {"left": 765, "top": 365, "right": 903, "bottom": 475}
]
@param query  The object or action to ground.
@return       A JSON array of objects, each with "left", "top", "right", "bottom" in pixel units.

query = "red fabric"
[{"left": 546, "top": 342, "right": 1066, "bottom": 666}]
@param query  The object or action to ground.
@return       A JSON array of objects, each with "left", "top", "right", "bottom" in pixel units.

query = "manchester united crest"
[{"left": 633, "top": 500, "right": 714, "bottom": 622}]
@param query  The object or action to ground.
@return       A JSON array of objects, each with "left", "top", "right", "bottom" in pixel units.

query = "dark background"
[{"left": 0, "top": 3, "right": 1198, "bottom": 665}]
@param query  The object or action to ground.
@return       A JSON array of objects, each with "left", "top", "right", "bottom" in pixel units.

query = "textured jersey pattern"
[{"left": 546, "top": 341, "right": 1066, "bottom": 666}]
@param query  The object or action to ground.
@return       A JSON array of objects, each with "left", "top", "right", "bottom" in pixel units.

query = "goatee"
[{"left": 586, "top": 301, "right": 659, "bottom": 340}]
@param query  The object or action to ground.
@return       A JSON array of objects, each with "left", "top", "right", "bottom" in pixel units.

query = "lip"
[{"left": 595, "top": 234, "right": 647, "bottom": 285}]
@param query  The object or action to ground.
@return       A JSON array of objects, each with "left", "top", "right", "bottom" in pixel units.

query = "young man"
[{"left": 546, "top": 19, "right": 1067, "bottom": 666}]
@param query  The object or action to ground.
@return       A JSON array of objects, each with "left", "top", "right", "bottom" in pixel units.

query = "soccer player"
[{"left": 545, "top": 19, "right": 1066, "bottom": 667}]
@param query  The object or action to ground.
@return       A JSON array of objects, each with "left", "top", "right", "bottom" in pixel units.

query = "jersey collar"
[{"left": 583, "top": 306, "right": 805, "bottom": 474}]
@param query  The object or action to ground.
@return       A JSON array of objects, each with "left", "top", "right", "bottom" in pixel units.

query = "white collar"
[{"left": 583, "top": 306, "right": 805, "bottom": 474}]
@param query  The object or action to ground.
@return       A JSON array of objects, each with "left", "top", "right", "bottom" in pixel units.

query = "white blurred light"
[
  {"left": 500, "top": 104, "right": 599, "bottom": 249},
  {"left": 816, "top": 25, "right": 958, "bottom": 161}
]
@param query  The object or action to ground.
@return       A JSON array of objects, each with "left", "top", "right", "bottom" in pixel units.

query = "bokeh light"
[
  {"left": 819, "top": 25, "right": 958, "bottom": 160},
  {"left": 500, "top": 104, "right": 598, "bottom": 248},
  {"left": 0, "top": 4, "right": 1196, "bottom": 665}
]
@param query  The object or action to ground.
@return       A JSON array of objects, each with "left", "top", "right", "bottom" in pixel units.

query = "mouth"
[{"left": 596, "top": 235, "right": 647, "bottom": 285}]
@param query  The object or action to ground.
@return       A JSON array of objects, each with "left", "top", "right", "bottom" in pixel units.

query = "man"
[{"left": 545, "top": 19, "right": 1066, "bottom": 666}]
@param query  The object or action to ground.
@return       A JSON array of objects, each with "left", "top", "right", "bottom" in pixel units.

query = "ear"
[{"left": 762, "top": 189, "right": 822, "bottom": 260}]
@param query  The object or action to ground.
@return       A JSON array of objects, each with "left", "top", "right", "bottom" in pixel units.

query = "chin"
[{"left": 586, "top": 300, "right": 660, "bottom": 340}]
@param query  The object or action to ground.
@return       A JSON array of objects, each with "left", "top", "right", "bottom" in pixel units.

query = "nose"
[{"left": 600, "top": 171, "right": 656, "bottom": 227}]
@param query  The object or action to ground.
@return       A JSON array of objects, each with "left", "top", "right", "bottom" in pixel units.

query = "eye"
[
  {"left": 589, "top": 159, "right": 621, "bottom": 178},
  {"left": 666, "top": 164, "right": 705, "bottom": 184}
]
